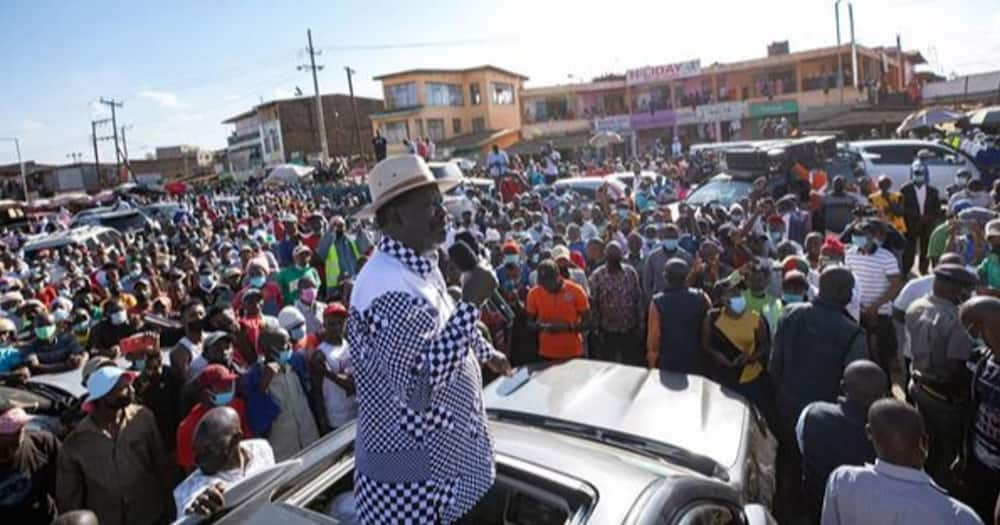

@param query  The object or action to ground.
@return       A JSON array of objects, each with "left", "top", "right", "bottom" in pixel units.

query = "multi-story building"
[
  {"left": 519, "top": 42, "right": 926, "bottom": 156},
  {"left": 368, "top": 65, "right": 528, "bottom": 157},
  {"left": 130, "top": 145, "right": 216, "bottom": 184},
  {"left": 222, "top": 93, "right": 384, "bottom": 176}
]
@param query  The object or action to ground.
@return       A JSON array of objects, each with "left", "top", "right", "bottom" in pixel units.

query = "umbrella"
[
  {"left": 967, "top": 106, "right": 1000, "bottom": 129},
  {"left": 896, "top": 107, "right": 963, "bottom": 134},
  {"left": 589, "top": 131, "right": 624, "bottom": 148},
  {"left": 264, "top": 164, "right": 315, "bottom": 186}
]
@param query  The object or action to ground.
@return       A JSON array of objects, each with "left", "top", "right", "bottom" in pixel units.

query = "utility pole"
[
  {"left": 66, "top": 152, "right": 83, "bottom": 163},
  {"left": 345, "top": 66, "right": 364, "bottom": 163},
  {"left": 297, "top": 29, "right": 330, "bottom": 162},
  {"left": 120, "top": 125, "right": 132, "bottom": 181},
  {"left": 91, "top": 121, "right": 101, "bottom": 179},
  {"left": 848, "top": 2, "right": 858, "bottom": 90},
  {"left": 99, "top": 98, "right": 124, "bottom": 175},
  {"left": 835, "top": 0, "right": 844, "bottom": 106}
]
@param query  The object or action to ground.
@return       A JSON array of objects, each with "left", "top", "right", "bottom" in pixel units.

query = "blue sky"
[{"left": 2, "top": 0, "right": 999, "bottom": 163}]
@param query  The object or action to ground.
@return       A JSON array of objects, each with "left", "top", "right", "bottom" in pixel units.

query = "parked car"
[
  {"left": 848, "top": 139, "right": 981, "bottom": 194},
  {"left": 22, "top": 225, "right": 122, "bottom": 262},
  {"left": 70, "top": 208, "right": 154, "bottom": 233},
  {"left": 180, "top": 360, "right": 777, "bottom": 524},
  {"left": 140, "top": 202, "right": 183, "bottom": 224},
  {"left": 552, "top": 176, "right": 629, "bottom": 201},
  {"left": 685, "top": 174, "right": 754, "bottom": 209}
]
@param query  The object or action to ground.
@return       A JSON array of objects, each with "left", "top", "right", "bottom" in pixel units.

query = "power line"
[{"left": 298, "top": 29, "right": 329, "bottom": 161}]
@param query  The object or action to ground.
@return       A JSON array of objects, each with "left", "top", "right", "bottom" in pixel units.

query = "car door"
[
  {"left": 923, "top": 144, "right": 974, "bottom": 194},
  {"left": 863, "top": 144, "right": 921, "bottom": 190}
]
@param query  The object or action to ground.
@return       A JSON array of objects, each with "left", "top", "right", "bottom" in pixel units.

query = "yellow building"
[{"left": 369, "top": 65, "right": 528, "bottom": 157}]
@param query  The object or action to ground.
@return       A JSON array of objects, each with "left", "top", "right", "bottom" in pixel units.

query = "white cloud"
[
  {"left": 19, "top": 119, "right": 43, "bottom": 131},
  {"left": 175, "top": 113, "right": 204, "bottom": 122},
  {"left": 223, "top": 94, "right": 242, "bottom": 102},
  {"left": 138, "top": 90, "right": 183, "bottom": 108},
  {"left": 272, "top": 85, "right": 294, "bottom": 100}
]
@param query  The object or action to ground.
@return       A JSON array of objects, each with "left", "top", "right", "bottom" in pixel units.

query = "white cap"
[{"left": 277, "top": 306, "right": 306, "bottom": 330}]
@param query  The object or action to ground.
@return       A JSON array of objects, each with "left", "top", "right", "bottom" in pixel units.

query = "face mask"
[
  {"left": 249, "top": 276, "right": 266, "bottom": 289},
  {"left": 73, "top": 321, "right": 89, "bottom": 334},
  {"left": 769, "top": 232, "right": 783, "bottom": 244},
  {"left": 131, "top": 359, "right": 146, "bottom": 372},
  {"left": 290, "top": 326, "right": 306, "bottom": 341},
  {"left": 851, "top": 235, "right": 869, "bottom": 248},
  {"left": 278, "top": 349, "right": 294, "bottom": 365},
  {"left": 110, "top": 311, "right": 128, "bottom": 325},
  {"left": 913, "top": 175, "right": 926, "bottom": 186},
  {"left": 728, "top": 296, "right": 747, "bottom": 315},
  {"left": 35, "top": 325, "right": 56, "bottom": 341},
  {"left": 663, "top": 239, "right": 679, "bottom": 251},
  {"left": 299, "top": 288, "right": 318, "bottom": 305},
  {"left": 211, "top": 386, "right": 235, "bottom": 406},
  {"left": 130, "top": 268, "right": 142, "bottom": 279},
  {"left": 782, "top": 293, "right": 804, "bottom": 304},
  {"left": 503, "top": 254, "right": 520, "bottom": 266}
]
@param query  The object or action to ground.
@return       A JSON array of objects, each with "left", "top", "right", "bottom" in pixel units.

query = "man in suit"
[{"left": 900, "top": 160, "right": 942, "bottom": 275}]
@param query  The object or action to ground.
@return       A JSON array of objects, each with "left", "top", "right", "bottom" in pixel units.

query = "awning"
[
  {"left": 507, "top": 131, "right": 592, "bottom": 155},
  {"left": 799, "top": 108, "right": 914, "bottom": 129}
]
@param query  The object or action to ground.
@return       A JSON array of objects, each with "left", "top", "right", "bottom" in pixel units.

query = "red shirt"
[{"left": 175, "top": 398, "right": 252, "bottom": 469}]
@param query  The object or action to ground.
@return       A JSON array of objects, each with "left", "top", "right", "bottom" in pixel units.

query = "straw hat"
[{"left": 356, "top": 155, "right": 460, "bottom": 219}]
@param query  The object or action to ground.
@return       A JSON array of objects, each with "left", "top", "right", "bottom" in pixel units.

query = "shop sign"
[
  {"left": 626, "top": 59, "right": 701, "bottom": 86},
  {"left": 629, "top": 110, "right": 675, "bottom": 130},
  {"left": 696, "top": 102, "right": 748, "bottom": 122},
  {"left": 749, "top": 99, "right": 799, "bottom": 118},
  {"left": 674, "top": 108, "right": 699, "bottom": 126},
  {"left": 594, "top": 115, "right": 632, "bottom": 133}
]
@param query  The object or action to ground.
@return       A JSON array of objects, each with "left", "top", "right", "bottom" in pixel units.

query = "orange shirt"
[{"left": 526, "top": 281, "right": 589, "bottom": 360}]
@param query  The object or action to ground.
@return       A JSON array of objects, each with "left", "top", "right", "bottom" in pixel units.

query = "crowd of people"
[{"left": 0, "top": 132, "right": 999, "bottom": 524}]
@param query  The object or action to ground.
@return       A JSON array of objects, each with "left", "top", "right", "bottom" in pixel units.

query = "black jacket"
[{"left": 900, "top": 182, "right": 942, "bottom": 231}]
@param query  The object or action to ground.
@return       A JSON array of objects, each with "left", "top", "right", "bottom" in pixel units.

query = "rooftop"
[
  {"left": 373, "top": 64, "right": 529, "bottom": 81},
  {"left": 221, "top": 92, "right": 383, "bottom": 124}
]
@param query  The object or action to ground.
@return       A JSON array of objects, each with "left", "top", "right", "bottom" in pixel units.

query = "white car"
[{"left": 847, "top": 139, "right": 980, "bottom": 194}]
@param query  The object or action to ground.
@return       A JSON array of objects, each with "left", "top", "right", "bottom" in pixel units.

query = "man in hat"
[
  {"left": 905, "top": 263, "right": 980, "bottom": 490},
  {"left": 274, "top": 213, "right": 300, "bottom": 268},
  {"left": 0, "top": 393, "right": 61, "bottom": 523},
  {"left": 124, "top": 332, "right": 182, "bottom": 461},
  {"left": 275, "top": 244, "right": 321, "bottom": 305},
  {"left": 846, "top": 220, "right": 902, "bottom": 375},
  {"left": 176, "top": 364, "right": 251, "bottom": 472},
  {"left": 348, "top": 155, "right": 511, "bottom": 523},
  {"left": 309, "top": 302, "right": 356, "bottom": 433},
  {"left": 57, "top": 367, "right": 171, "bottom": 525},
  {"left": 317, "top": 215, "right": 361, "bottom": 302}
]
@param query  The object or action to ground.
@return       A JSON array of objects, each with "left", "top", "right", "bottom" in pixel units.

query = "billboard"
[{"left": 626, "top": 60, "right": 701, "bottom": 86}]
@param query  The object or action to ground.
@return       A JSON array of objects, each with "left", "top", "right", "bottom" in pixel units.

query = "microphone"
[{"left": 448, "top": 240, "right": 514, "bottom": 326}]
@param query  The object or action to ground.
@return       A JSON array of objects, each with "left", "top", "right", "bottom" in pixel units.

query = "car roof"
[
  {"left": 22, "top": 225, "right": 117, "bottom": 252},
  {"left": 553, "top": 176, "right": 626, "bottom": 190},
  {"left": 848, "top": 139, "right": 944, "bottom": 148},
  {"left": 484, "top": 360, "right": 750, "bottom": 470}
]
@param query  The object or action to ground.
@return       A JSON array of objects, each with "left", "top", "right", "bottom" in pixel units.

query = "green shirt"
[
  {"left": 979, "top": 253, "right": 1000, "bottom": 289},
  {"left": 927, "top": 222, "right": 953, "bottom": 261},
  {"left": 275, "top": 266, "right": 320, "bottom": 304}
]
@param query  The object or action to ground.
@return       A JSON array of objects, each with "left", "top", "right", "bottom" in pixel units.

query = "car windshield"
[
  {"left": 98, "top": 212, "right": 147, "bottom": 232},
  {"left": 686, "top": 178, "right": 752, "bottom": 207}
]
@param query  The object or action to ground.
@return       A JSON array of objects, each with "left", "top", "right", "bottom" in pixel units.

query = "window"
[
  {"left": 425, "top": 82, "right": 464, "bottom": 106},
  {"left": 427, "top": 119, "right": 445, "bottom": 141},
  {"left": 382, "top": 121, "right": 409, "bottom": 143},
  {"left": 452, "top": 118, "right": 462, "bottom": 134},
  {"left": 491, "top": 82, "right": 515, "bottom": 105},
  {"left": 865, "top": 145, "right": 921, "bottom": 165},
  {"left": 472, "top": 117, "right": 486, "bottom": 132},
  {"left": 470, "top": 83, "right": 482, "bottom": 105},
  {"left": 415, "top": 119, "right": 424, "bottom": 137},
  {"left": 385, "top": 82, "right": 418, "bottom": 109}
]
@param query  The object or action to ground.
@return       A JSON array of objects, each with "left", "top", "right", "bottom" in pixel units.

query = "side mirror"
[{"left": 743, "top": 503, "right": 778, "bottom": 525}]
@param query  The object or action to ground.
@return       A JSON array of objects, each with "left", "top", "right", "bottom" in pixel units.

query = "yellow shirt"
[
  {"left": 868, "top": 191, "right": 906, "bottom": 234},
  {"left": 714, "top": 310, "right": 763, "bottom": 383}
]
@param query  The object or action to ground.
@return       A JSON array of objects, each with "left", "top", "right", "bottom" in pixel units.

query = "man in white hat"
[{"left": 348, "top": 155, "right": 511, "bottom": 524}]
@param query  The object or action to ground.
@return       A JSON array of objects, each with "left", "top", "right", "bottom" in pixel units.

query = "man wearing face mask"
[
  {"left": 172, "top": 300, "right": 208, "bottom": 381},
  {"left": 57, "top": 366, "right": 171, "bottom": 525},
  {"left": 233, "top": 261, "right": 282, "bottom": 317},
  {"left": 642, "top": 223, "right": 693, "bottom": 305},
  {"left": 276, "top": 245, "right": 320, "bottom": 306},
  {"left": 124, "top": 333, "right": 182, "bottom": 462},
  {"left": 846, "top": 221, "right": 903, "bottom": 377},
  {"left": 318, "top": 215, "right": 360, "bottom": 302},
  {"left": 240, "top": 324, "right": 317, "bottom": 461},
  {"left": 904, "top": 263, "right": 979, "bottom": 490},
  {"left": 191, "top": 266, "right": 222, "bottom": 307},
  {"left": 176, "top": 364, "right": 252, "bottom": 473},
  {"left": 292, "top": 276, "right": 325, "bottom": 336},
  {"left": 172, "top": 407, "right": 274, "bottom": 517},
  {"left": 901, "top": 160, "right": 943, "bottom": 275},
  {"left": 87, "top": 300, "right": 139, "bottom": 357},
  {"left": 22, "top": 312, "right": 85, "bottom": 375},
  {"left": 948, "top": 173, "right": 993, "bottom": 211}
]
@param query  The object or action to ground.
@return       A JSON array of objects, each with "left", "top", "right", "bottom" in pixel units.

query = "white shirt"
[
  {"left": 173, "top": 439, "right": 275, "bottom": 516},
  {"left": 845, "top": 247, "right": 900, "bottom": 315},
  {"left": 914, "top": 184, "right": 927, "bottom": 215},
  {"left": 319, "top": 340, "right": 357, "bottom": 428},
  {"left": 580, "top": 221, "right": 599, "bottom": 242},
  {"left": 544, "top": 151, "right": 561, "bottom": 176}
]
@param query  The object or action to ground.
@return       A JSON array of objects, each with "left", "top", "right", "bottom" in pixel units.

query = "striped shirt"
[{"left": 845, "top": 247, "right": 899, "bottom": 315}]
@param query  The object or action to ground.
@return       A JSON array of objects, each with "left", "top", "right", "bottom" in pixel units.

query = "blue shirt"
[
  {"left": 0, "top": 346, "right": 22, "bottom": 373},
  {"left": 821, "top": 460, "right": 982, "bottom": 525}
]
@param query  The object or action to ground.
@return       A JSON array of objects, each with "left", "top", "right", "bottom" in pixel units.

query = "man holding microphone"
[{"left": 348, "top": 155, "right": 511, "bottom": 524}]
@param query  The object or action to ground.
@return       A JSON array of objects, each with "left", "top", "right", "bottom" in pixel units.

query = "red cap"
[
  {"left": 767, "top": 214, "right": 785, "bottom": 226},
  {"left": 820, "top": 235, "right": 845, "bottom": 257},
  {"left": 501, "top": 241, "right": 520, "bottom": 255},
  {"left": 569, "top": 251, "right": 587, "bottom": 271},
  {"left": 323, "top": 302, "right": 348, "bottom": 318},
  {"left": 197, "top": 364, "right": 239, "bottom": 391}
]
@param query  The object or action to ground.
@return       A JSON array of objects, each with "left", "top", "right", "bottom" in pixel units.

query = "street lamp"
[{"left": 0, "top": 137, "right": 29, "bottom": 204}]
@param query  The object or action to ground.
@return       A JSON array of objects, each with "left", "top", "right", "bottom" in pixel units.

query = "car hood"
[{"left": 484, "top": 359, "right": 750, "bottom": 469}]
